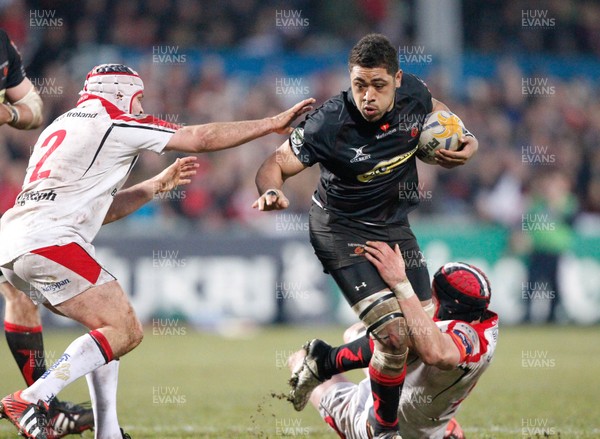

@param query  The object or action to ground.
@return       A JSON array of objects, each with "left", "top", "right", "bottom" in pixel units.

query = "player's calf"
[{"left": 353, "top": 291, "right": 409, "bottom": 436}]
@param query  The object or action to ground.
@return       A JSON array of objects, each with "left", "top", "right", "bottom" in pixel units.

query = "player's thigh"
[
  {"left": 389, "top": 224, "right": 431, "bottom": 300},
  {"left": 319, "top": 379, "right": 371, "bottom": 439},
  {"left": 309, "top": 205, "right": 431, "bottom": 300},
  {"left": 55, "top": 280, "right": 137, "bottom": 332},
  {"left": 0, "top": 279, "right": 29, "bottom": 301},
  {"left": 329, "top": 262, "right": 388, "bottom": 306},
  {"left": 11, "top": 242, "right": 115, "bottom": 306}
]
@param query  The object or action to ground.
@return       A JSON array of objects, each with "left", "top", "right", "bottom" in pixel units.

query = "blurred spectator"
[
  {"left": 0, "top": 0, "right": 598, "bottom": 237},
  {"left": 521, "top": 171, "right": 578, "bottom": 323}
]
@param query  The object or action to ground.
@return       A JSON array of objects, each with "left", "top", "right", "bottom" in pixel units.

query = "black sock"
[
  {"left": 5, "top": 321, "right": 47, "bottom": 386},
  {"left": 368, "top": 363, "right": 406, "bottom": 433},
  {"left": 323, "top": 334, "right": 372, "bottom": 377}
]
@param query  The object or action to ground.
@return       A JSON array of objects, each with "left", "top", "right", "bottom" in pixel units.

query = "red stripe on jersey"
[
  {"left": 76, "top": 94, "right": 180, "bottom": 130},
  {"left": 447, "top": 312, "right": 497, "bottom": 363},
  {"left": 324, "top": 415, "right": 347, "bottom": 439},
  {"left": 468, "top": 311, "right": 498, "bottom": 362},
  {"left": 89, "top": 330, "right": 114, "bottom": 363},
  {"left": 4, "top": 322, "right": 43, "bottom": 333},
  {"left": 31, "top": 243, "right": 102, "bottom": 284}
]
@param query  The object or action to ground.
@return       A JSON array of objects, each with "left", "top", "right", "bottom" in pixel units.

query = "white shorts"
[
  {"left": 319, "top": 378, "right": 448, "bottom": 439},
  {"left": 318, "top": 379, "right": 371, "bottom": 439},
  {"left": 1, "top": 242, "right": 115, "bottom": 306}
]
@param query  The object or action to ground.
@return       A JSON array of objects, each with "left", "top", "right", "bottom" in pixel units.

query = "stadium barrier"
[{"left": 18, "top": 224, "right": 599, "bottom": 327}]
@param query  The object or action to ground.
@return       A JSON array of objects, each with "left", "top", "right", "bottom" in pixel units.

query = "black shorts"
[{"left": 309, "top": 203, "right": 431, "bottom": 305}]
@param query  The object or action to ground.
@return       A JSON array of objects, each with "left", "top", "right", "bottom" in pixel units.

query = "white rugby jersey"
[
  {"left": 397, "top": 311, "right": 499, "bottom": 438},
  {"left": 0, "top": 94, "right": 178, "bottom": 265}
]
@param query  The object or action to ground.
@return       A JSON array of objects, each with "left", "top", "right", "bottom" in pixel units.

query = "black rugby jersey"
[
  {"left": 0, "top": 29, "right": 26, "bottom": 103},
  {"left": 290, "top": 73, "right": 432, "bottom": 224}
]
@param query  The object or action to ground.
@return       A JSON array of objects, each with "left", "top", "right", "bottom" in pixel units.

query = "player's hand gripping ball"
[{"left": 416, "top": 110, "right": 465, "bottom": 165}]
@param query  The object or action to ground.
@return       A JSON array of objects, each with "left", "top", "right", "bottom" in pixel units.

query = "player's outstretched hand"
[
  {"left": 152, "top": 156, "right": 199, "bottom": 194},
  {"left": 435, "top": 135, "right": 479, "bottom": 168},
  {"left": 364, "top": 241, "right": 408, "bottom": 286},
  {"left": 252, "top": 188, "right": 290, "bottom": 211},
  {"left": 270, "top": 98, "right": 315, "bottom": 135}
]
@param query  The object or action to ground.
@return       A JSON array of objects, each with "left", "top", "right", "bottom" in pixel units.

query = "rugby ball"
[{"left": 416, "top": 111, "right": 465, "bottom": 165}]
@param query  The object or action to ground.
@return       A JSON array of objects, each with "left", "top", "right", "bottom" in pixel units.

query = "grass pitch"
[{"left": 0, "top": 324, "right": 599, "bottom": 438}]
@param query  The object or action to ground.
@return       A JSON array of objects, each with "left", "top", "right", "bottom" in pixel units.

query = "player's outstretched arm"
[
  {"left": 364, "top": 241, "right": 461, "bottom": 370},
  {"left": 252, "top": 139, "right": 307, "bottom": 211},
  {"left": 429, "top": 97, "right": 479, "bottom": 169},
  {"left": 0, "top": 78, "right": 44, "bottom": 130},
  {"left": 103, "top": 156, "right": 198, "bottom": 225},
  {"left": 164, "top": 98, "right": 315, "bottom": 153}
]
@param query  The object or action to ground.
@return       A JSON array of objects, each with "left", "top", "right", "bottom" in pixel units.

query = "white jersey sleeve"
[
  {"left": 0, "top": 96, "right": 178, "bottom": 265},
  {"left": 397, "top": 312, "right": 499, "bottom": 438}
]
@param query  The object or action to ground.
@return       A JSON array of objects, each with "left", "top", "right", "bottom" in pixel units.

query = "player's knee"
[
  {"left": 128, "top": 317, "right": 144, "bottom": 350},
  {"left": 343, "top": 322, "right": 367, "bottom": 343},
  {"left": 353, "top": 290, "right": 407, "bottom": 350}
]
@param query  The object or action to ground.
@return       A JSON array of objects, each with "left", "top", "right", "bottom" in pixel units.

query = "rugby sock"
[
  {"left": 4, "top": 321, "right": 46, "bottom": 386},
  {"left": 324, "top": 335, "right": 373, "bottom": 375},
  {"left": 86, "top": 360, "right": 122, "bottom": 438},
  {"left": 21, "top": 330, "right": 113, "bottom": 404},
  {"left": 368, "top": 363, "right": 406, "bottom": 433}
]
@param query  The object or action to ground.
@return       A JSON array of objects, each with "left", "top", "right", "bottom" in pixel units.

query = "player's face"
[
  {"left": 350, "top": 66, "right": 402, "bottom": 122},
  {"left": 131, "top": 94, "right": 144, "bottom": 115}
]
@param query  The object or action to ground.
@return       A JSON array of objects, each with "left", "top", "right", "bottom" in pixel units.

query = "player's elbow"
[
  {"left": 419, "top": 348, "right": 456, "bottom": 370},
  {"left": 190, "top": 125, "right": 215, "bottom": 152},
  {"left": 186, "top": 125, "right": 220, "bottom": 153},
  {"left": 419, "top": 349, "right": 441, "bottom": 366}
]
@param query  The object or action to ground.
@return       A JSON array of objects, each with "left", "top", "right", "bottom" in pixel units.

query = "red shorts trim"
[{"left": 31, "top": 243, "right": 102, "bottom": 284}]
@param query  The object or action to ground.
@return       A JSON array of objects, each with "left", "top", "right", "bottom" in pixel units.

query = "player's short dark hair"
[{"left": 348, "top": 34, "right": 399, "bottom": 75}]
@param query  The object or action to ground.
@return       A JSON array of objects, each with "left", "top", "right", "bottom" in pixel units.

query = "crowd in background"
[{"left": 1, "top": 0, "right": 599, "bottom": 239}]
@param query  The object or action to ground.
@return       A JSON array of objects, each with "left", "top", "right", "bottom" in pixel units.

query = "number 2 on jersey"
[{"left": 29, "top": 129, "right": 67, "bottom": 183}]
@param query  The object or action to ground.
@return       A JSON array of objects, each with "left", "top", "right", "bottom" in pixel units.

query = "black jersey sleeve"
[
  {"left": 1, "top": 29, "right": 27, "bottom": 89},
  {"left": 400, "top": 73, "right": 433, "bottom": 114},
  {"left": 288, "top": 97, "right": 342, "bottom": 166}
]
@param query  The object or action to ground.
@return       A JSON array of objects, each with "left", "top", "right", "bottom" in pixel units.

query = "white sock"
[
  {"left": 22, "top": 332, "right": 108, "bottom": 404},
  {"left": 86, "top": 360, "right": 122, "bottom": 439}
]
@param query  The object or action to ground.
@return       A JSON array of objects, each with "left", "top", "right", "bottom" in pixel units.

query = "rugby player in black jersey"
[{"left": 253, "top": 34, "right": 478, "bottom": 439}]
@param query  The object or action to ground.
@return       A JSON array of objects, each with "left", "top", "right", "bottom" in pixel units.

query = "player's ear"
[{"left": 395, "top": 69, "right": 403, "bottom": 88}]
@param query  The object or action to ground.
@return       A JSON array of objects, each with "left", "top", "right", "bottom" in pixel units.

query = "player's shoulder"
[
  {"left": 0, "top": 29, "right": 11, "bottom": 52},
  {"left": 397, "top": 73, "right": 431, "bottom": 99},
  {"left": 446, "top": 320, "right": 481, "bottom": 351},
  {"left": 309, "top": 92, "right": 346, "bottom": 122},
  {"left": 301, "top": 92, "right": 347, "bottom": 134}
]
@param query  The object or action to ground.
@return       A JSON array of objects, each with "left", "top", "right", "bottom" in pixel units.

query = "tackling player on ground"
[
  {"left": 253, "top": 33, "right": 478, "bottom": 438},
  {"left": 0, "top": 28, "right": 95, "bottom": 437},
  {"left": 0, "top": 63, "right": 314, "bottom": 439},
  {"left": 288, "top": 241, "right": 499, "bottom": 439}
]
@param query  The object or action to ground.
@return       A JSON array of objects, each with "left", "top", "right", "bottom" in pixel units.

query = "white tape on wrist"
[
  {"left": 391, "top": 279, "right": 415, "bottom": 300},
  {"left": 13, "top": 86, "right": 43, "bottom": 129}
]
